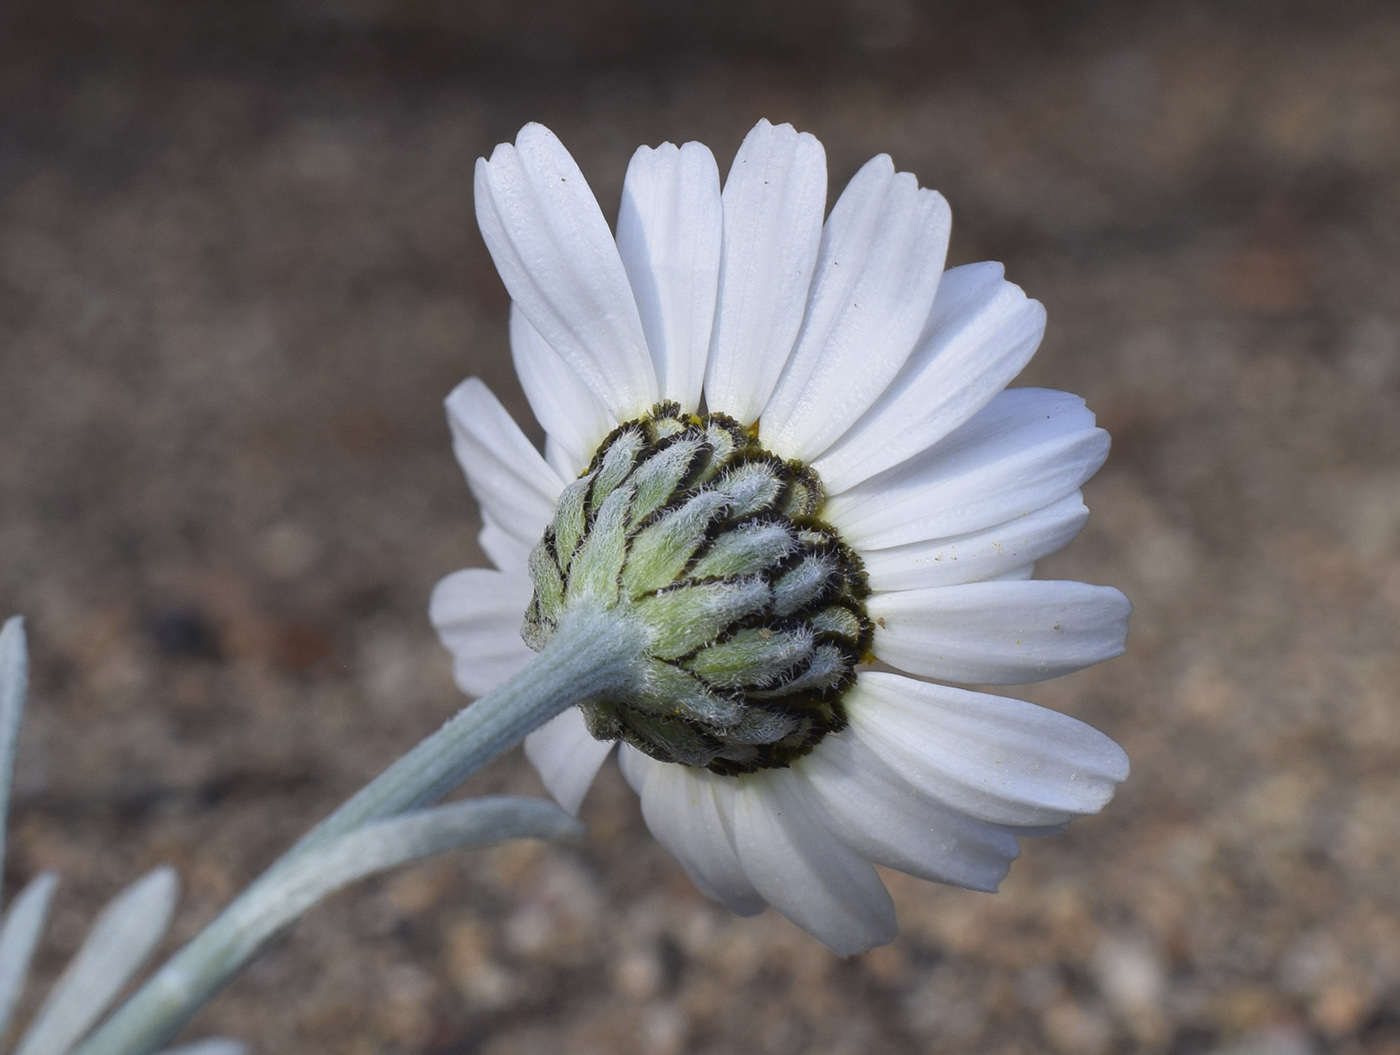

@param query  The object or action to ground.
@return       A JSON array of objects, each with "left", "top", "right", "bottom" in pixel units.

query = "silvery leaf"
[
  {"left": 0, "top": 871, "right": 59, "bottom": 1041},
  {"left": 0, "top": 617, "right": 30, "bottom": 898},
  {"left": 16, "top": 867, "right": 179, "bottom": 1055},
  {"left": 73, "top": 797, "right": 580, "bottom": 1055}
]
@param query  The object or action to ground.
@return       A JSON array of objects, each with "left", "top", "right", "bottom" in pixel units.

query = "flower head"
[{"left": 432, "top": 120, "right": 1131, "bottom": 955}]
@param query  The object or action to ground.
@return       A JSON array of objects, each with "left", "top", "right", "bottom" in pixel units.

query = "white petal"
[
  {"left": 869, "top": 580, "right": 1131, "bottom": 684},
  {"left": 862, "top": 492, "right": 1090, "bottom": 591},
  {"left": 523, "top": 707, "right": 614, "bottom": 816},
  {"left": 705, "top": 120, "right": 827, "bottom": 425},
  {"left": 989, "top": 564, "right": 1037, "bottom": 581},
  {"left": 761, "top": 155, "right": 951, "bottom": 462},
  {"left": 429, "top": 569, "right": 536, "bottom": 698},
  {"left": 797, "top": 733, "right": 1019, "bottom": 892},
  {"left": 637, "top": 761, "right": 767, "bottom": 916},
  {"left": 544, "top": 436, "right": 582, "bottom": 482},
  {"left": 479, "top": 513, "right": 534, "bottom": 573},
  {"left": 446, "top": 378, "right": 565, "bottom": 559},
  {"left": 157, "top": 1041, "right": 249, "bottom": 1055},
  {"left": 617, "top": 141, "right": 723, "bottom": 413},
  {"left": 616, "top": 742, "right": 652, "bottom": 794},
  {"left": 825, "top": 388, "right": 1108, "bottom": 551},
  {"left": 475, "top": 124, "right": 658, "bottom": 419},
  {"left": 846, "top": 672, "right": 1129, "bottom": 827},
  {"left": 510, "top": 304, "right": 613, "bottom": 478},
  {"left": 730, "top": 768, "right": 896, "bottom": 955},
  {"left": 813, "top": 262, "right": 1047, "bottom": 493}
]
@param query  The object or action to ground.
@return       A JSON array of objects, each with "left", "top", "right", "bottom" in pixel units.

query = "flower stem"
[
  {"left": 75, "top": 607, "right": 643, "bottom": 1055},
  {"left": 291, "top": 607, "right": 643, "bottom": 854}
]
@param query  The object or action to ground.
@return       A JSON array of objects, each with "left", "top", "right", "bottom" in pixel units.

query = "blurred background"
[{"left": 2, "top": 0, "right": 1399, "bottom": 1052}]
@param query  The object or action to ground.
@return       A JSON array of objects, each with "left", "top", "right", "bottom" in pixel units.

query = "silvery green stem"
[
  {"left": 291, "top": 606, "right": 644, "bottom": 854},
  {"left": 77, "top": 606, "right": 642, "bottom": 1055}
]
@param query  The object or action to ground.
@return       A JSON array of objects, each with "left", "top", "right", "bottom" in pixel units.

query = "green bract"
[{"left": 524, "top": 403, "right": 873, "bottom": 775}]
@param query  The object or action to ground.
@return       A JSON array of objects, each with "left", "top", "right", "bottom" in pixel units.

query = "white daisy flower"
[{"left": 431, "top": 119, "right": 1131, "bottom": 955}]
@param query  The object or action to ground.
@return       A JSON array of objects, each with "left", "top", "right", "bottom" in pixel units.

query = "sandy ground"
[{"left": 1, "top": 2, "right": 1399, "bottom": 1052}]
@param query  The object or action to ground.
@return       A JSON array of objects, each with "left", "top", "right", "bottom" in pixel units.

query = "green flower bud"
[{"left": 524, "top": 403, "right": 873, "bottom": 775}]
